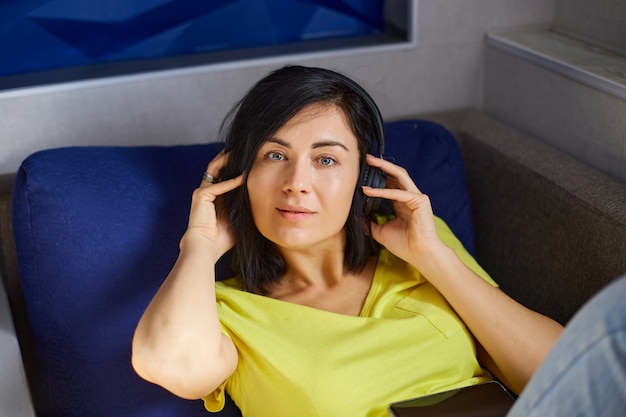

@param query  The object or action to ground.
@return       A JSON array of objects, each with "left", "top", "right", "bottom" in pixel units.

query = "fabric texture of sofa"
[{"left": 1, "top": 109, "right": 625, "bottom": 417}]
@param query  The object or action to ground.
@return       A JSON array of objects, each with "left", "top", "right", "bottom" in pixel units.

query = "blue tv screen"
[{"left": 0, "top": 0, "right": 386, "bottom": 88}]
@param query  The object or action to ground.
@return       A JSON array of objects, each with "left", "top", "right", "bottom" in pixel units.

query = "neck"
[
  {"left": 278, "top": 244, "right": 348, "bottom": 290},
  {"left": 268, "top": 245, "right": 377, "bottom": 315}
]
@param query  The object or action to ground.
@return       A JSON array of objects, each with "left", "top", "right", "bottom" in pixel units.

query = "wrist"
[
  {"left": 410, "top": 241, "right": 458, "bottom": 282},
  {"left": 179, "top": 232, "right": 223, "bottom": 264}
]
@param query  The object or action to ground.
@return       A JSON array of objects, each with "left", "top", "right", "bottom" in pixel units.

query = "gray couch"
[
  {"left": 427, "top": 110, "right": 626, "bottom": 325},
  {"left": 1, "top": 109, "right": 625, "bottom": 414}
]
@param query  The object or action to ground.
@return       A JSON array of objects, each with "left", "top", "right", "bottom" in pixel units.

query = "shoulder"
[
  {"left": 216, "top": 276, "right": 244, "bottom": 291},
  {"left": 215, "top": 277, "right": 248, "bottom": 304}
]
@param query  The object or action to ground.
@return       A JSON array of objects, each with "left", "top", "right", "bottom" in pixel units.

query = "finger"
[
  {"left": 200, "top": 173, "right": 245, "bottom": 196},
  {"left": 365, "top": 154, "right": 421, "bottom": 193},
  {"left": 200, "top": 149, "right": 229, "bottom": 188},
  {"left": 362, "top": 185, "right": 432, "bottom": 212},
  {"left": 206, "top": 148, "right": 227, "bottom": 170}
]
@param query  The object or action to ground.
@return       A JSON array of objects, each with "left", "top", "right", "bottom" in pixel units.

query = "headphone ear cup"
[{"left": 360, "top": 166, "right": 386, "bottom": 217}]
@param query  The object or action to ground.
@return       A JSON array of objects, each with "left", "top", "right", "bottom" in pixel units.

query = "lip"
[{"left": 276, "top": 205, "right": 315, "bottom": 221}]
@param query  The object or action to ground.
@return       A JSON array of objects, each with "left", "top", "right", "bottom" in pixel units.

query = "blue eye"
[
  {"left": 267, "top": 152, "right": 285, "bottom": 161},
  {"left": 318, "top": 156, "right": 336, "bottom": 166}
]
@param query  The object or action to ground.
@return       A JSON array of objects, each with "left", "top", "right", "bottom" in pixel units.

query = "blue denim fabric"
[{"left": 508, "top": 274, "right": 626, "bottom": 417}]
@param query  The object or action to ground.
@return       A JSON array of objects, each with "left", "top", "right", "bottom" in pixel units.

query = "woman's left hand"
[
  {"left": 361, "top": 154, "right": 446, "bottom": 267},
  {"left": 363, "top": 157, "right": 564, "bottom": 394}
]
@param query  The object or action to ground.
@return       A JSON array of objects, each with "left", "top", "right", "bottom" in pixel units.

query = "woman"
[{"left": 132, "top": 65, "right": 563, "bottom": 416}]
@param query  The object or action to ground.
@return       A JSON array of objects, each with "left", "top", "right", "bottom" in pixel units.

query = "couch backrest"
[
  {"left": 452, "top": 110, "right": 626, "bottom": 325},
  {"left": 7, "top": 119, "right": 473, "bottom": 417}
]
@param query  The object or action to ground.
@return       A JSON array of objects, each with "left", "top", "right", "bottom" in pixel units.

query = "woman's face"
[{"left": 247, "top": 104, "right": 361, "bottom": 253}]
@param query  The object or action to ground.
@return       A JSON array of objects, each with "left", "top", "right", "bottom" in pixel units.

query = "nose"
[{"left": 282, "top": 158, "right": 312, "bottom": 194}]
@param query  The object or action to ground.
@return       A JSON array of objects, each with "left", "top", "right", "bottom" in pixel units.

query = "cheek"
[
  {"left": 246, "top": 174, "right": 264, "bottom": 211},
  {"left": 246, "top": 169, "right": 276, "bottom": 218},
  {"left": 320, "top": 175, "right": 358, "bottom": 213}
]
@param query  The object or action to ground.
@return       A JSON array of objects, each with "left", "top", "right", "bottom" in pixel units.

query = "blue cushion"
[
  {"left": 12, "top": 120, "right": 474, "bottom": 417},
  {"left": 384, "top": 120, "right": 475, "bottom": 256}
]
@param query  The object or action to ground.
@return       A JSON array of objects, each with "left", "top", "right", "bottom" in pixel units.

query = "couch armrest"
[
  {"left": 430, "top": 110, "right": 626, "bottom": 324},
  {"left": 0, "top": 173, "right": 35, "bottom": 417}
]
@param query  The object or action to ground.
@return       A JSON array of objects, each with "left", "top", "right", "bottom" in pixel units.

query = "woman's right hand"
[
  {"left": 132, "top": 149, "right": 242, "bottom": 399},
  {"left": 183, "top": 149, "right": 244, "bottom": 259}
]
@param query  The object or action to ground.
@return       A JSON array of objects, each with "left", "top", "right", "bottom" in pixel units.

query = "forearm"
[
  {"left": 412, "top": 243, "right": 564, "bottom": 393},
  {"left": 131, "top": 235, "right": 236, "bottom": 398}
]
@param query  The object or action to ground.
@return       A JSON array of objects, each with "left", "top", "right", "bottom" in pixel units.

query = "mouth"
[{"left": 276, "top": 206, "right": 314, "bottom": 220}]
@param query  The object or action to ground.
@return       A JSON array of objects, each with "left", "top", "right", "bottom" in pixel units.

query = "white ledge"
[{"left": 486, "top": 29, "right": 626, "bottom": 101}]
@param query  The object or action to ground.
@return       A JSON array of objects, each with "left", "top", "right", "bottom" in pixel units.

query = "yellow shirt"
[{"left": 204, "top": 217, "right": 496, "bottom": 416}]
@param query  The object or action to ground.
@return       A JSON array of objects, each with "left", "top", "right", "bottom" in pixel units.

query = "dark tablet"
[{"left": 388, "top": 381, "right": 516, "bottom": 417}]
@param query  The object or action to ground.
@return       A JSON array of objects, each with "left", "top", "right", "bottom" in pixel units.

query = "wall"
[
  {"left": 0, "top": 0, "right": 556, "bottom": 175},
  {"left": 554, "top": 0, "right": 626, "bottom": 54},
  {"left": 483, "top": 0, "right": 626, "bottom": 182},
  {"left": 485, "top": 46, "right": 626, "bottom": 182}
]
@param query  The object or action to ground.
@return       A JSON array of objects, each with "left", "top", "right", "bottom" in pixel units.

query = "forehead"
[
  {"left": 282, "top": 103, "right": 347, "bottom": 127},
  {"left": 275, "top": 103, "right": 356, "bottom": 140},
  {"left": 270, "top": 107, "right": 355, "bottom": 156},
  {"left": 253, "top": 103, "right": 363, "bottom": 158}
]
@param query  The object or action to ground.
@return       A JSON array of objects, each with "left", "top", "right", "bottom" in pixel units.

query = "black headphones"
[
  {"left": 355, "top": 88, "right": 387, "bottom": 218},
  {"left": 319, "top": 69, "right": 387, "bottom": 217}
]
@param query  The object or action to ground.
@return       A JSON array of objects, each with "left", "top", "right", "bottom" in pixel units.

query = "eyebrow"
[{"left": 266, "top": 138, "right": 350, "bottom": 151}]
